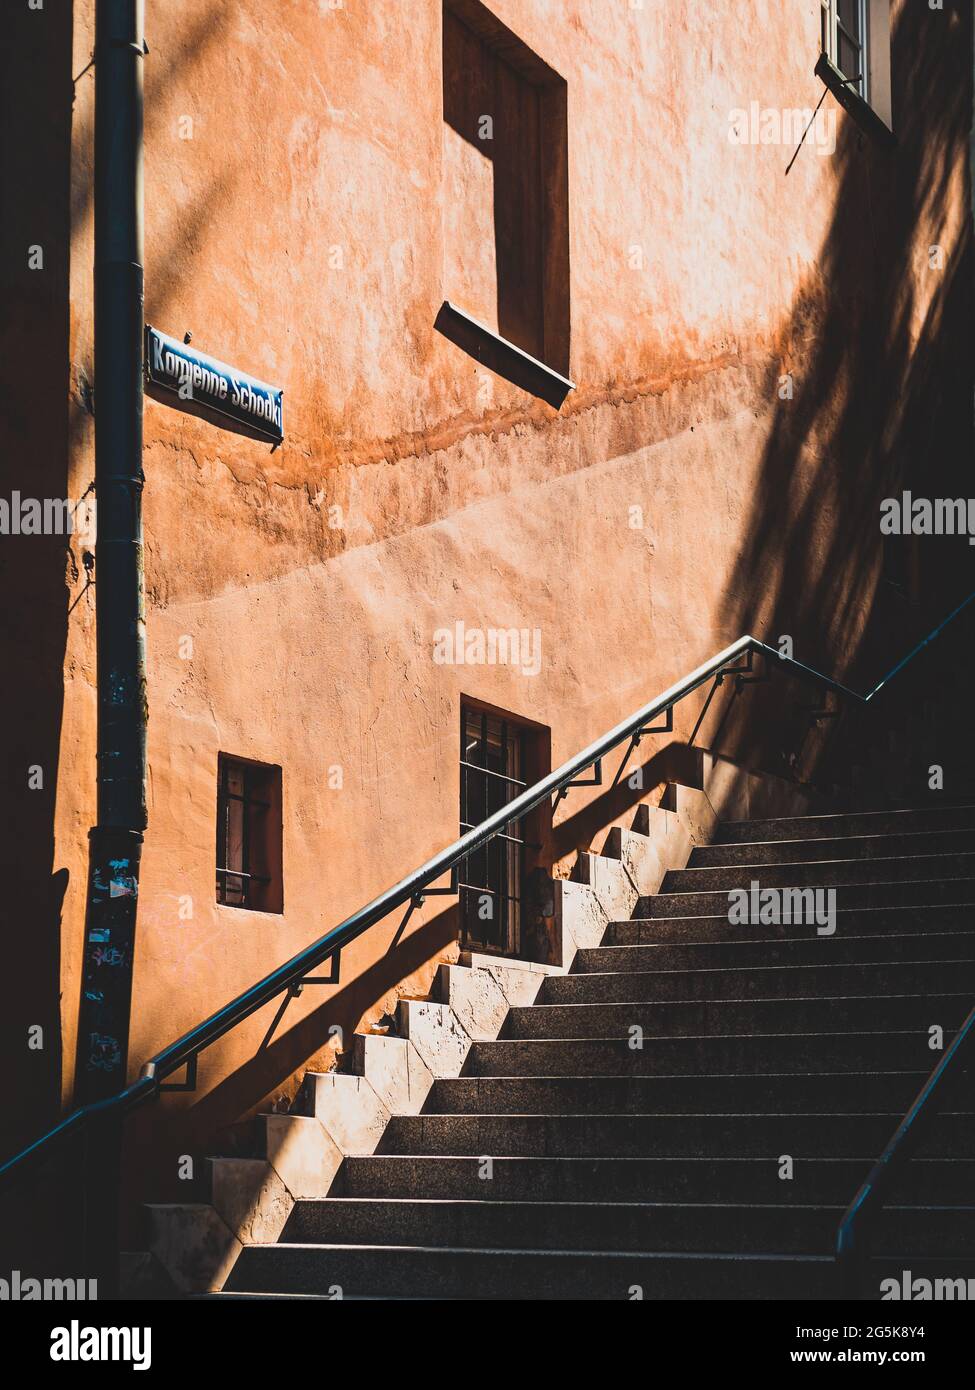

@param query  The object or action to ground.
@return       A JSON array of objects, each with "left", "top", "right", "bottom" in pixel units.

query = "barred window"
[{"left": 216, "top": 755, "right": 283, "bottom": 913}]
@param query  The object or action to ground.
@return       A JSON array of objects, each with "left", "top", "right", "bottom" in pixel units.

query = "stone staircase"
[{"left": 166, "top": 804, "right": 975, "bottom": 1300}]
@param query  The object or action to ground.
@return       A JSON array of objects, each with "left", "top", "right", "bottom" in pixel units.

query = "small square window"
[
  {"left": 818, "top": 0, "right": 893, "bottom": 143},
  {"left": 216, "top": 755, "right": 283, "bottom": 913}
]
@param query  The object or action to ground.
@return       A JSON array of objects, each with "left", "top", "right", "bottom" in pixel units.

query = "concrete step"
[
  {"left": 542, "top": 959, "right": 975, "bottom": 1005},
  {"left": 717, "top": 806, "right": 975, "bottom": 844},
  {"left": 467, "top": 1029, "right": 959, "bottom": 1076},
  {"left": 223, "top": 1243, "right": 838, "bottom": 1300},
  {"left": 638, "top": 878, "right": 975, "bottom": 918},
  {"left": 377, "top": 1110, "right": 975, "bottom": 1159},
  {"left": 691, "top": 827, "right": 975, "bottom": 868},
  {"left": 661, "top": 852, "right": 975, "bottom": 895},
  {"left": 426, "top": 1071, "right": 928, "bottom": 1116},
  {"left": 501, "top": 993, "right": 974, "bottom": 1040},
  {"left": 576, "top": 930, "right": 975, "bottom": 972},
  {"left": 336, "top": 1154, "right": 975, "bottom": 1205},
  {"left": 280, "top": 1196, "right": 975, "bottom": 1258},
  {"left": 606, "top": 903, "right": 975, "bottom": 945}
]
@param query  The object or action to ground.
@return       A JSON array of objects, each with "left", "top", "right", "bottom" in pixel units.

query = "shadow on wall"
[
  {"left": 0, "top": 0, "right": 241, "bottom": 1156},
  {"left": 0, "top": 0, "right": 240, "bottom": 1268},
  {"left": 712, "top": 0, "right": 974, "bottom": 796},
  {"left": 0, "top": 0, "right": 74, "bottom": 1162},
  {"left": 0, "top": 0, "right": 74, "bottom": 1274}
]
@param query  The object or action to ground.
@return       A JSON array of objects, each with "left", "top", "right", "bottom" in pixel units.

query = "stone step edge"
[
  {"left": 556, "top": 956, "right": 975, "bottom": 980},
  {"left": 694, "top": 826, "right": 975, "bottom": 858},
  {"left": 720, "top": 805, "right": 975, "bottom": 834},
  {"left": 589, "top": 928, "right": 975, "bottom": 947},
  {"left": 288, "top": 1195, "right": 975, "bottom": 1213}
]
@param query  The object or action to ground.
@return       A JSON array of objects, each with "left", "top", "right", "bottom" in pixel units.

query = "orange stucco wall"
[{"left": 2, "top": 0, "right": 973, "bottom": 1217}]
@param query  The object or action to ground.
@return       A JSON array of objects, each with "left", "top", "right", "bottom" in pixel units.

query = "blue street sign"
[{"left": 145, "top": 325, "right": 284, "bottom": 444}]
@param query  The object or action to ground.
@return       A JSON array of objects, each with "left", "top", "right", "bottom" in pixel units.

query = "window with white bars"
[
  {"left": 820, "top": 0, "right": 892, "bottom": 134},
  {"left": 822, "top": 0, "right": 869, "bottom": 101}
]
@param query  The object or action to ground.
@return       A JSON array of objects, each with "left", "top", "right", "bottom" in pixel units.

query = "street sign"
[{"left": 145, "top": 325, "right": 284, "bottom": 444}]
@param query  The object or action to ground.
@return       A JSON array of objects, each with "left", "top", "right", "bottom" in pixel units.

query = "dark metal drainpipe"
[{"left": 73, "top": 1, "right": 146, "bottom": 1291}]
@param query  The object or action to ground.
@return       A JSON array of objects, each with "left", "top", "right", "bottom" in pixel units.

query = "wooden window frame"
[{"left": 216, "top": 754, "right": 284, "bottom": 914}]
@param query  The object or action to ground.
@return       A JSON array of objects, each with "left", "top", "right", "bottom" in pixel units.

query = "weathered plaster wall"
[{"left": 2, "top": 0, "right": 972, "bottom": 1223}]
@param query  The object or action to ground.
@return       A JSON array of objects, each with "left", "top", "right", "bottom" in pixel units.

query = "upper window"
[
  {"left": 438, "top": 0, "right": 571, "bottom": 407},
  {"left": 823, "top": 0, "right": 869, "bottom": 101},
  {"left": 818, "top": 0, "right": 892, "bottom": 138},
  {"left": 216, "top": 754, "right": 283, "bottom": 913}
]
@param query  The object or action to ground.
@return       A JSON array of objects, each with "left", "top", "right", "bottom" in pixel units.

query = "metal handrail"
[
  {"left": 3, "top": 593, "right": 974, "bottom": 1204},
  {"left": 836, "top": 1001, "right": 975, "bottom": 1297}
]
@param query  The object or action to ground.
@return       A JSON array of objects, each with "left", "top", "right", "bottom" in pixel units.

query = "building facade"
[{"left": 2, "top": 0, "right": 973, "bottom": 1264}]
